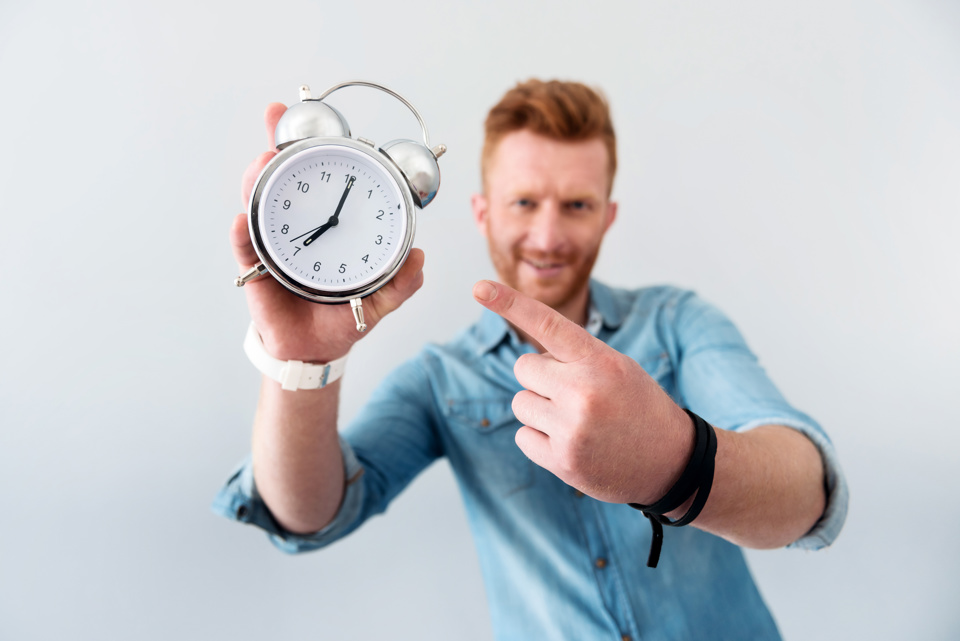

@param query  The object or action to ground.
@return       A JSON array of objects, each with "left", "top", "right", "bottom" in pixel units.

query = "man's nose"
[{"left": 525, "top": 203, "right": 565, "bottom": 252}]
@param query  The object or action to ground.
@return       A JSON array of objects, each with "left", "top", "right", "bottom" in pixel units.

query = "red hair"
[{"left": 482, "top": 79, "right": 617, "bottom": 191}]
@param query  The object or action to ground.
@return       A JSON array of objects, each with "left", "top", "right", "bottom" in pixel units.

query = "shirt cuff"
[
  {"left": 733, "top": 417, "right": 849, "bottom": 550},
  {"left": 210, "top": 434, "right": 366, "bottom": 553}
]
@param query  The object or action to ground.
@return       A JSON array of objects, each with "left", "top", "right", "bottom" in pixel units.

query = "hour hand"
[{"left": 302, "top": 216, "right": 336, "bottom": 246}]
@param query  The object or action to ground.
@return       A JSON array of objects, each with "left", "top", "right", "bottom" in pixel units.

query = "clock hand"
[
  {"left": 289, "top": 223, "right": 326, "bottom": 243},
  {"left": 303, "top": 175, "right": 356, "bottom": 247}
]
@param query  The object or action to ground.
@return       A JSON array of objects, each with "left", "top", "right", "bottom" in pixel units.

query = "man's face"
[{"left": 472, "top": 130, "right": 617, "bottom": 320}]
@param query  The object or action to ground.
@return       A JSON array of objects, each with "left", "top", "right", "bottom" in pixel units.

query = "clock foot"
[
  {"left": 350, "top": 298, "right": 367, "bottom": 332},
  {"left": 235, "top": 263, "right": 268, "bottom": 287}
]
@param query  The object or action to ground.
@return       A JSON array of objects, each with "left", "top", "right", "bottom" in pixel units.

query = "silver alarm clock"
[{"left": 236, "top": 81, "right": 445, "bottom": 332}]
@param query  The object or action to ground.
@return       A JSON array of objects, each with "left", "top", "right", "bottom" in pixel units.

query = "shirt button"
[
  {"left": 574, "top": 490, "right": 585, "bottom": 498},
  {"left": 480, "top": 418, "right": 490, "bottom": 427},
  {"left": 595, "top": 557, "right": 607, "bottom": 569},
  {"left": 622, "top": 636, "right": 632, "bottom": 641}
]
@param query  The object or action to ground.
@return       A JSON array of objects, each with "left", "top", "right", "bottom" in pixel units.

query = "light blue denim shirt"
[{"left": 214, "top": 281, "right": 848, "bottom": 641}]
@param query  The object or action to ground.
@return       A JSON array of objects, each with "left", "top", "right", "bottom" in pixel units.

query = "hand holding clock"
[{"left": 232, "top": 104, "right": 424, "bottom": 364}]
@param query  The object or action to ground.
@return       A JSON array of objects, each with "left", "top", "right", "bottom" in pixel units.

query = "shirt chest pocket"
[{"left": 443, "top": 398, "right": 534, "bottom": 498}]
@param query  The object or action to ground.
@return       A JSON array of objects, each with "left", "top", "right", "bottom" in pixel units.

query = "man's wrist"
[
  {"left": 244, "top": 322, "right": 348, "bottom": 391},
  {"left": 255, "top": 324, "right": 352, "bottom": 363},
  {"left": 637, "top": 406, "right": 697, "bottom": 505}
]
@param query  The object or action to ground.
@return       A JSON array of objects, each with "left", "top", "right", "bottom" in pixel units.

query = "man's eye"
[
  {"left": 567, "top": 201, "right": 589, "bottom": 211},
  {"left": 515, "top": 199, "right": 534, "bottom": 208}
]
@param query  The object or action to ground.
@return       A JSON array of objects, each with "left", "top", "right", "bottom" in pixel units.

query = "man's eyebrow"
[{"left": 503, "top": 190, "right": 537, "bottom": 202}]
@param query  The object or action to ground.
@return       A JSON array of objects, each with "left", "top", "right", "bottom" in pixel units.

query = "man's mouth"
[
  {"left": 522, "top": 257, "right": 567, "bottom": 276},
  {"left": 527, "top": 258, "right": 562, "bottom": 269}
]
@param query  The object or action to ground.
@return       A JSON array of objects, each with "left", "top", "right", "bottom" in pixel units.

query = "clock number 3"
[{"left": 375, "top": 235, "right": 383, "bottom": 245}]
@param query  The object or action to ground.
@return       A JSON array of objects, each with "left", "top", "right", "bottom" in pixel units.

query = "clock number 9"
[{"left": 283, "top": 200, "right": 291, "bottom": 210}]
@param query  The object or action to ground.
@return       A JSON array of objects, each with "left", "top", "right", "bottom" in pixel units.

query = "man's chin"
[{"left": 513, "top": 279, "right": 578, "bottom": 311}]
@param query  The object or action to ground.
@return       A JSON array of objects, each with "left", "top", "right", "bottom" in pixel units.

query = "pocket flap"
[{"left": 443, "top": 398, "right": 517, "bottom": 432}]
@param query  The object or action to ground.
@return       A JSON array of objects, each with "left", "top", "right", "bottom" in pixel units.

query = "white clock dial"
[{"left": 257, "top": 144, "right": 409, "bottom": 294}]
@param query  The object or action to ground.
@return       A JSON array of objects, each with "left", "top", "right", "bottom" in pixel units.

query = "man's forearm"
[
  {"left": 251, "top": 378, "right": 346, "bottom": 535},
  {"left": 679, "top": 424, "right": 826, "bottom": 549}
]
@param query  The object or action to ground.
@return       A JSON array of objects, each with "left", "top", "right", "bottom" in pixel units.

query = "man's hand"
[
  {"left": 472, "top": 280, "right": 694, "bottom": 506},
  {"left": 231, "top": 104, "right": 424, "bottom": 364}
]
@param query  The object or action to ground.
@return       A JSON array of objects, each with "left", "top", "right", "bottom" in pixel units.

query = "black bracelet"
[{"left": 629, "top": 409, "right": 717, "bottom": 568}]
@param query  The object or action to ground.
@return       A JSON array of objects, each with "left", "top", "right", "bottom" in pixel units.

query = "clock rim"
[{"left": 247, "top": 137, "right": 418, "bottom": 304}]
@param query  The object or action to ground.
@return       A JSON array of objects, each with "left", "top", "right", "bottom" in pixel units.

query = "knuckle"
[
  {"left": 511, "top": 390, "right": 527, "bottom": 417},
  {"left": 535, "top": 312, "right": 565, "bottom": 343},
  {"left": 514, "top": 353, "right": 535, "bottom": 379}
]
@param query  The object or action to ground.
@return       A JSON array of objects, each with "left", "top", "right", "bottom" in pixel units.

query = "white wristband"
[{"left": 243, "top": 322, "right": 348, "bottom": 391}]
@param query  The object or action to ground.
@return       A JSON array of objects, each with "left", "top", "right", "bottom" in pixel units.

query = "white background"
[{"left": 1, "top": 1, "right": 958, "bottom": 639}]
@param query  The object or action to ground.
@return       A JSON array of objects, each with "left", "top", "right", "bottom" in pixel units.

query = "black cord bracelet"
[{"left": 629, "top": 409, "right": 718, "bottom": 568}]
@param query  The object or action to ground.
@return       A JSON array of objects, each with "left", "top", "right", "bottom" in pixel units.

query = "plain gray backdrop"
[{"left": 1, "top": 1, "right": 958, "bottom": 639}]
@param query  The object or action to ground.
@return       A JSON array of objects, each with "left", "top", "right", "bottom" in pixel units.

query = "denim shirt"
[{"left": 213, "top": 281, "right": 848, "bottom": 641}]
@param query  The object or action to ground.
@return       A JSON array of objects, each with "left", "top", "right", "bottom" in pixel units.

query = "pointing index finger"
[{"left": 472, "top": 280, "right": 597, "bottom": 363}]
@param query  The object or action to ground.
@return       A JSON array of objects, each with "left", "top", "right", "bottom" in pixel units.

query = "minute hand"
[{"left": 303, "top": 175, "right": 355, "bottom": 247}]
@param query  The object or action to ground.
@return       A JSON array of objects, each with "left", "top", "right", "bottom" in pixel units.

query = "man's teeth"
[{"left": 529, "top": 259, "right": 559, "bottom": 269}]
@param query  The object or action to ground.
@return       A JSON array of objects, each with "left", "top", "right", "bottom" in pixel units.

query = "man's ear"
[
  {"left": 604, "top": 200, "right": 618, "bottom": 233},
  {"left": 471, "top": 193, "right": 489, "bottom": 237}
]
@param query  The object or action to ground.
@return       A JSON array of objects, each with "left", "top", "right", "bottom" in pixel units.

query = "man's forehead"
[{"left": 486, "top": 130, "right": 610, "bottom": 196}]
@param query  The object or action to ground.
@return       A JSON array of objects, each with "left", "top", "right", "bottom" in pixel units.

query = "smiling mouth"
[{"left": 523, "top": 257, "right": 567, "bottom": 273}]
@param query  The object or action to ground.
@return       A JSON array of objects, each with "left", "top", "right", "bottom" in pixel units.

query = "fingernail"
[{"left": 473, "top": 280, "right": 497, "bottom": 302}]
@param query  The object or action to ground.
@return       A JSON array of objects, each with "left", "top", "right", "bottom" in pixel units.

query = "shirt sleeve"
[
  {"left": 211, "top": 353, "right": 444, "bottom": 553},
  {"left": 666, "top": 291, "right": 848, "bottom": 550}
]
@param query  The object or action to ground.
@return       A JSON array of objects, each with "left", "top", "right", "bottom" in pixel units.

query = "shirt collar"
[{"left": 475, "top": 279, "right": 625, "bottom": 355}]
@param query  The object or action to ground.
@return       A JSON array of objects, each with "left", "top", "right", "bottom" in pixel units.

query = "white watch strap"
[{"left": 243, "top": 322, "right": 348, "bottom": 391}]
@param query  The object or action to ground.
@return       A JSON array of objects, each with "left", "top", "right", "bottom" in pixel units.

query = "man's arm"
[
  {"left": 229, "top": 104, "right": 424, "bottom": 534},
  {"left": 472, "top": 280, "right": 831, "bottom": 550},
  {"left": 249, "top": 379, "right": 344, "bottom": 533},
  {"left": 666, "top": 422, "right": 825, "bottom": 549}
]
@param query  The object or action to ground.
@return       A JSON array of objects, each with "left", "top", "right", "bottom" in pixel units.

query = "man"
[{"left": 215, "top": 79, "right": 847, "bottom": 640}]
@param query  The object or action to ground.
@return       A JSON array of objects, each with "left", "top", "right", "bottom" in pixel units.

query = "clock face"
[{"left": 253, "top": 142, "right": 411, "bottom": 297}]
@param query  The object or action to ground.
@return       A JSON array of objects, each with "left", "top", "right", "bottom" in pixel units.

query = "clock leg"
[
  {"left": 350, "top": 298, "right": 367, "bottom": 332},
  {"left": 235, "top": 262, "right": 269, "bottom": 287}
]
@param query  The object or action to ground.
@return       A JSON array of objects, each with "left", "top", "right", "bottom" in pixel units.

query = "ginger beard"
[{"left": 483, "top": 220, "right": 601, "bottom": 315}]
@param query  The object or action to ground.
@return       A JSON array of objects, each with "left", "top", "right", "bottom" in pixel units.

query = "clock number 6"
[{"left": 313, "top": 262, "right": 321, "bottom": 272}]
